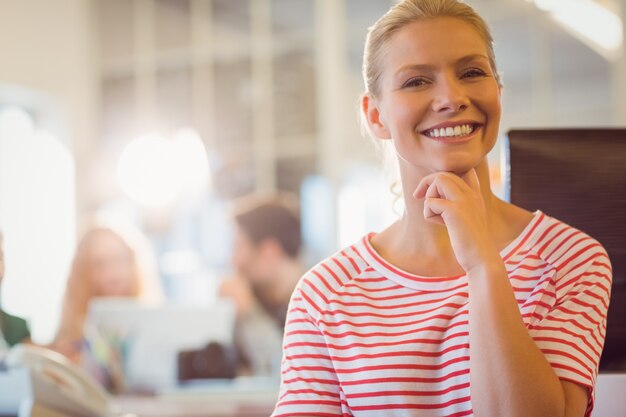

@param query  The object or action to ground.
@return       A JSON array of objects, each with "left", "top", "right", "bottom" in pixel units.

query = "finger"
[
  {"left": 415, "top": 173, "right": 465, "bottom": 200},
  {"left": 424, "top": 197, "right": 452, "bottom": 225},
  {"left": 414, "top": 173, "right": 438, "bottom": 199},
  {"left": 425, "top": 213, "right": 445, "bottom": 226},
  {"left": 423, "top": 181, "right": 442, "bottom": 219}
]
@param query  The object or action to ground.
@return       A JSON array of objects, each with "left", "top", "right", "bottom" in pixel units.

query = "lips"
[{"left": 421, "top": 121, "right": 482, "bottom": 139}]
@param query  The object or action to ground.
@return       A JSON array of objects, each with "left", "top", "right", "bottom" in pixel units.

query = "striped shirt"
[{"left": 272, "top": 211, "right": 612, "bottom": 417}]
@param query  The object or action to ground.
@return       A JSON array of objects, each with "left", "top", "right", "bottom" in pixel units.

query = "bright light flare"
[
  {"left": 0, "top": 106, "right": 75, "bottom": 343},
  {"left": 530, "top": 0, "right": 623, "bottom": 60},
  {"left": 117, "top": 133, "right": 180, "bottom": 207},
  {"left": 117, "top": 129, "right": 210, "bottom": 207},
  {"left": 173, "top": 128, "right": 210, "bottom": 192}
]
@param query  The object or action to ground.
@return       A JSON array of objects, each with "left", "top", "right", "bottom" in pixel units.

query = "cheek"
[
  {"left": 95, "top": 262, "right": 134, "bottom": 292},
  {"left": 386, "top": 99, "right": 432, "bottom": 161},
  {"left": 472, "top": 85, "right": 502, "bottom": 138},
  {"left": 486, "top": 96, "right": 502, "bottom": 141},
  {"left": 232, "top": 243, "right": 247, "bottom": 264},
  {"left": 388, "top": 96, "right": 429, "bottom": 132},
  {"left": 478, "top": 84, "right": 502, "bottom": 119},
  {"left": 232, "top": 247, "right": 254, "bottom": 274},
  {"left": 489, "top": 93, "right": 502, "bottom": 121}
]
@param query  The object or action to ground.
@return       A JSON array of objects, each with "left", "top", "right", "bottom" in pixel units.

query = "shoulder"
[
  {"left": 533, "top": 214, "right": 610, "bottom": 270},
  {"left": 294, "top": 240, "right": 370, "bottom": 316},
  {"left": 528, "top": 214, "right": 611, "bottom": 293}
]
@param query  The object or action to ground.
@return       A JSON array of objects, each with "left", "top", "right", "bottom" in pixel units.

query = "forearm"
[{"left": 467, "top": 261, "right": 565, "bottom": 417}]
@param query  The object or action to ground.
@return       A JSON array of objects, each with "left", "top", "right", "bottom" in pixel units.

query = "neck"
[{"left": 394, "top": 159, "right": 505, "bottom": 260}]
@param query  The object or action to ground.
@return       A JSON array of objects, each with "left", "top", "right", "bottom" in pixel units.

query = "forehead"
[{"left": 382, "top": 17, "right": 489, "bottom": 72}]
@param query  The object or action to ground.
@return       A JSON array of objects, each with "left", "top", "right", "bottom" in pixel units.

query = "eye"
[
  {"left": 461, "top": 68, "right": 488, "bottom": 79},
  {"left": 402, "top": 77, "right": 429, "bottom": 88}
]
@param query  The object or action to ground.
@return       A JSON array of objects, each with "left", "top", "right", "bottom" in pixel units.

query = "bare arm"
[
  {"left": 467, "top": 260, "right": 567, "bottom": 417},
  {"left": 416, "top": 170, "right": 591, "bottom": 417}
]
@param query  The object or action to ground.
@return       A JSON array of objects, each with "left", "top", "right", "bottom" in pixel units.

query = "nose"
[{"left": 431, "top": 75, "right": 470, "bottom": 113}]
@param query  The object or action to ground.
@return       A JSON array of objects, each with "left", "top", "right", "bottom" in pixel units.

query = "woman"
[
  {"left": 272, "top": 1, "right": 611, "bottom": 416},
  {"left": 53, "top": 224, "right": 162, "bottom": 364}
]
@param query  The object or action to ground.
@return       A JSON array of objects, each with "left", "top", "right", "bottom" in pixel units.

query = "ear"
[{"left": 362, "top": 94, "right": 391, "bottom": 140}]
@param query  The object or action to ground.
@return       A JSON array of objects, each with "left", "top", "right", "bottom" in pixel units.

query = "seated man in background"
[
  {"left": 0, "top": 229, "right": 31, "bottom": 351},
  {"left": 220, "top": 193, "right": 304, "bottom": 377}
]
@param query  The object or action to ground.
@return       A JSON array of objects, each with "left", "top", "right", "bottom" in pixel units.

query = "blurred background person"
[
  {"left": 220, "top": 193, "right": 303, "bottom": 378},
  {"left": 52, "top": 223, "right": 162, "bottom": 366},
  {"left": 0, "top": 229, "right": 31, "bottom": 352}
]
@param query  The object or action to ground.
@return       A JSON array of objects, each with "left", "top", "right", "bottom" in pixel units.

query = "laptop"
[{"left": 84, "top": 298, "right": 235, "bottom": 392}]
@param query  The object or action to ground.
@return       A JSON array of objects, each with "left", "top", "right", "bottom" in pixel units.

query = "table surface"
[
  {"left": 111, "top": 373, "right": 626, "bottom": 417},
  {"left": 110, "top": 384, "right": 278, "bottom": 417},
  {"left": 111, "top": 397, "right": 275, "bottom": 417}
]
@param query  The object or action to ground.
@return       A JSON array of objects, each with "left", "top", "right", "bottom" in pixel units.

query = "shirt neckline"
[{"left": 356, "top": 210, "right": 546, "bottom": 291}]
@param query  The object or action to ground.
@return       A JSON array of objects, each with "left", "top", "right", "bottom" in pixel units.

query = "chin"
[
  {"left": 421, "top": 145, "right": 488, "bottom": 174},
  {"left": 432, "top": 159, "right": 480, "bottom": 175}
]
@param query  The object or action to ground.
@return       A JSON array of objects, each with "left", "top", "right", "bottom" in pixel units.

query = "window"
[{"left": 0, "top": 106, "right": 76, "bottom": 343}]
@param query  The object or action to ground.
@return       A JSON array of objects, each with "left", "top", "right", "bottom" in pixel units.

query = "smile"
[{"left": 422, "top": 123, "right": 478, "bottom": 139}]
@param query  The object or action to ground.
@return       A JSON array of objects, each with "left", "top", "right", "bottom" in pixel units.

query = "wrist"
[{"left": 466, "top": 256, "right": 506, "bottom": 279}]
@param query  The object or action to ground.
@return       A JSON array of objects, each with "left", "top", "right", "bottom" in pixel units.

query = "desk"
[
  {"left": 111, "top": 385, "right": 277, "bottom": 417},
  {"left": 111, "top": 397, "right": 274, "bottom": 417},
  {"left": 113, "top": 374, "right": 626, "bottom": 417},
  {"left": 593, "top": 373, "right": 626, "bottom": 417}
]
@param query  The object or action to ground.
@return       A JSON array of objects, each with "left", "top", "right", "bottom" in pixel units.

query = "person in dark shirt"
[{"left": 0, "top": 229, "right": 31, "bottom": 348}]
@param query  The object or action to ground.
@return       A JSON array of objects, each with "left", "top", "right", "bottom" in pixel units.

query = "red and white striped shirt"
[{"left": 272, "top": 211, "right": 612, "bottom": 417}]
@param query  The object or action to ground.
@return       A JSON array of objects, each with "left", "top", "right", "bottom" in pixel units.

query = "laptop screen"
[{"left": 84, "top": 298, "right": 235, "bottom": 391}]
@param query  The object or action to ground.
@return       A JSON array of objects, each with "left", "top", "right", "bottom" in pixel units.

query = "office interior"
[{"left": 0, "top": 0, "right": 625, "bottom": 416}]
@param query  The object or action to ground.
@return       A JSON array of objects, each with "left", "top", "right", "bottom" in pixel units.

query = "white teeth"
[{"left": 427, "top": 124, "right": 475, "bottom": 138}]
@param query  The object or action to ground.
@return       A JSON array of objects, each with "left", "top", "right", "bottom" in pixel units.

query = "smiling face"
[{"left": 365, "top": 17, "right": 502, "bottom": 176}]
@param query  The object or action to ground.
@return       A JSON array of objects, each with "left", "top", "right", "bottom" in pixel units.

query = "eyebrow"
[{"left": 394, "top": 54, "right": 490, "bottom": 76}]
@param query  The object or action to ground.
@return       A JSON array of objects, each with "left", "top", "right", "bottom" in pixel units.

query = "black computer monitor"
[{"left": 505, "top": 128, "right": 626, "bottom": 371}]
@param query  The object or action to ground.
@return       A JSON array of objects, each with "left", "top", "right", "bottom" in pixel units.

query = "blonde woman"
[
  {"left": 272, "top": 1, "right": 611, "bottom": 416},
  {"left": 53, "top": 224, "right": 162, "bottom": 364}
]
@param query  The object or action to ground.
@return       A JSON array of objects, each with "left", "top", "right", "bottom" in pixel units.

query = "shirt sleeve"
[
  {"left": 271, "top": 286, "right": 344, "bottom": 417},
  {"left": 528, "top": 246, "right": 612, "bottom": 416}
]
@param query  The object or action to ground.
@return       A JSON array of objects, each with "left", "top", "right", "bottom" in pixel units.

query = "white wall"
[
  {"left": 0, "top": 0, "right": 99, "bottom": 159},
  {"left": 0, "top": 0, "right": 100, "bottom": 342}
]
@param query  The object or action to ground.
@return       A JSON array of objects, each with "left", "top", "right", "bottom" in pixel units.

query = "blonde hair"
[
  {"left": 54, "top": 223, "right": 162, "bottom": 354},
  {"left": 363, "top": 0, "right": 501, "bottom": 98}
]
